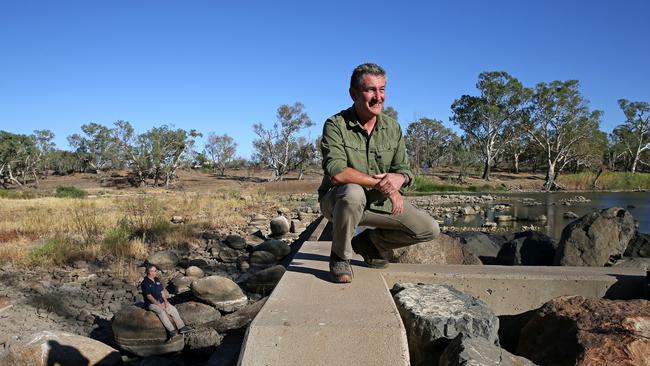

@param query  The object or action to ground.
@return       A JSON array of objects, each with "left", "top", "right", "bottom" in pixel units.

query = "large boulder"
[
  {"left": 447, "top": 231, "right": 505, "bottom": 264},
  {"left": 252, "top": 240, "right": 291, "bottom": 261},
  {"left": 249, "top": 250, "right": 278, "bottom": 269},
  {"left": 146, "top": 251, "right": 179, "bottom": 270},
  {"left": 517, "top": 296, "right": 650, "bottom": 366},
  {"left": 269, "top": 215, "right": 290, "bottom": 237},
  {"left": 624, "top": 232, "right": 650, "bottom": 258},
  {"left": 216, "top": 246, "right": 240, "bottom": 263},
  {"left": 184, "top": 326, "right": 222, "bottom": 353},
  {"left": 241, "top": 265, "right": 286, "bottom": 294},
  {"left": 191, "top": 276, "right": 248, "bottom": 312},
  {"left": 224, "top": 234, "right": 247, "bottom": 250},
  {"left": 392, "top": 283, "right": 499, "bottom": 366},
  {"left": 176, "top": 301, "right": 221, "bottom": 326},
  {"left": 440, "top": 334, "right": 537, "bottom": 366},
  {"left": 170, "top": 276, "right": 195, "bottom": 295},
  {"left": 185, "top": 265, "right": 204, "bottom": 278},
  {"left": 385, "top": 234, "right": 481, "bottom": 265},
  {"left": 112, "top": 304, "right": 184, "bottom": 357},
  {"left": 554, "top": 207, "right": 636, "bottom": 266},
  {"left": 612, "top": 257, "right": 650, "bottom": 271},
  {"left": 497, "top": 231, "right": 558, "bottom": 266},
  {"left": 0, "top": 330, "right": 121, "bottom": 366}
]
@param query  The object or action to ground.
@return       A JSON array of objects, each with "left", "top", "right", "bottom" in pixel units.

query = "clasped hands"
[{"left": 373, "top": 173, "right": 405, "bottom": 215}]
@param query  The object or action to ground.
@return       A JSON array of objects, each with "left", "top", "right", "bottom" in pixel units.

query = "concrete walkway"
[{"left": 238, "top": 240, "right": 646, "bottom": 365}]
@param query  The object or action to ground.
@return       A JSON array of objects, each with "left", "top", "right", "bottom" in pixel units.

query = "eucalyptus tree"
[
  {"left": 405, "top": 118, "right": 458, "bottom": 173},
  {"left": 451, "top": 71, "right": 530, "bottom": 180},
  {"left": 383, "top": 106, "right": 398, "bottom": 121},
  {"left": 67, "top": 123, "right": 119, "bottom": 172},
  {"left": 612, "top": 99, "right": 650, "bottom": 173},
  {"left": 523, "top": 80, "right": 603, "bottom": 190},
  {"left": 204, "top": 133, "right": 238, "bottom": 176},
  {"left": 252, "top": 102, "right": 314, "bottom": 180}
]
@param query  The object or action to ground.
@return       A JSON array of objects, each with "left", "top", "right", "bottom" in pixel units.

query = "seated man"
[
  {"left": 141, "top": 264, "right": 193, "bottom": 340},
  {"left": 319, "top": 63, "right": 440, "bottom": 283}
]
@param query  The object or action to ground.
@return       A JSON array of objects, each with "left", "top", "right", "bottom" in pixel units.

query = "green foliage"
[
  {"left": 411, "top": 175, "right": 501, "bottom": 193},
  {"left": 119, "top": 195, "right": 171, "bottom": 242},
  {"left": 559, "top": 171, "right": 650, "bottom": 190},
  {"left": 406, "top": 118, "right": 459, "bottom": 172},
  {"left": 55, "top": 185, "right": 87, "bottom": 198},
  {"left": 28, "top": 236, "right": 75, "bottom": 266},
  {"left": 102, "top": 224, "right": 134, "bottom": 257},
  {"left": 0, "top": 189, "right": 45, "bottom": 199}
]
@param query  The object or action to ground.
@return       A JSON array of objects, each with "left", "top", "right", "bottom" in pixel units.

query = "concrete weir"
[{"left": 238, "top": 237, "right": 646, "bottom": 365}]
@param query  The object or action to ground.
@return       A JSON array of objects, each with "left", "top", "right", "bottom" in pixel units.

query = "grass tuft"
[
  {"left": 411, "top": 175, "right": 502, "bottom": 193},
  {"left": 558, "top": 171, "right": 650, "bottom": 190},
  {"left": 55, "top": 186, "right": 87, "bottom": 198}
]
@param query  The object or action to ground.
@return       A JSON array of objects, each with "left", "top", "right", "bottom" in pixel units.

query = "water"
[{"left": 444, "top": 191, "right": 650, "bottom": 240}]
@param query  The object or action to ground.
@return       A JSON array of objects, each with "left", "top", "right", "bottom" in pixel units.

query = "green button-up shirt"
[{"left": 318, "top": 105, "right": 414, "bottom": 214}]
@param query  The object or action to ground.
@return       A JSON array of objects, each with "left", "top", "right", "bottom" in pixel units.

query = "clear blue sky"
[{"left": 1, "top": 0, "right": 649, "bottom": 159}]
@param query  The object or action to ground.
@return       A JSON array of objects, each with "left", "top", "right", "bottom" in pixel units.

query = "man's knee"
[
  {"left": 335, "top": 184, "right": 366, "bottom": 210},
  {"left": 410, "top": 211, "right": 440, "bottom": 242}
]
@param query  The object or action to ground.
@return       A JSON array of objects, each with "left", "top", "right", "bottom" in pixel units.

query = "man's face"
[{"left": 350, "top": 74, "right": 386, "bottom": 120}]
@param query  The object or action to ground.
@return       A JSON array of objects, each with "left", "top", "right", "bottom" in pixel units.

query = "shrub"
[
  {"left": 411, "top": 176, "right": 501, "bottom": 193},
  {"left": 55, "top": 186, "right": 87, "bottom": 198}
]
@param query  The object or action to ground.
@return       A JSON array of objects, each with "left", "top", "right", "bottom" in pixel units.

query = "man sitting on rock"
[
  {"left": 319, "top": 63, "right": 440, "bottom": 283},
  {"left": 141, "top": 264, "right": 193, "bottom": 340}
]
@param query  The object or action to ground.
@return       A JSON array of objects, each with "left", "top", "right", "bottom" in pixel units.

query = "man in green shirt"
[{"left": 319, "top": 63, "right": 440, "bottom": 283}]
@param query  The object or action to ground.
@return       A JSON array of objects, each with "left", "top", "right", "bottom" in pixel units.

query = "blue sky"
[{"left": 1, "top": 0, "right": 649, "bottom": 158}]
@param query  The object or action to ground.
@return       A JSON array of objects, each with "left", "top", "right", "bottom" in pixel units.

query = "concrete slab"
[{"left": 239, "top": 241, "right": 646, "bottom": 365}]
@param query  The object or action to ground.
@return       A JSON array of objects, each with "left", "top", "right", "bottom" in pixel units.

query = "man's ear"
[{"left": 349, "top": 87, "right": 357, "bottom": 102}]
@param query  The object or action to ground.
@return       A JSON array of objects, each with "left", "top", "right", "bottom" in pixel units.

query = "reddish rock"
[
  {"left": 517, "top": 296, "right": 650, "bottom": 366},
  {"left": 385, "top": 234, "right": 481, "bottom": 265}
]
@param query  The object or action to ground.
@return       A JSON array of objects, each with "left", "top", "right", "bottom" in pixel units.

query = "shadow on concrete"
[
  {"left": 288, "top": 252, "right": 367, "bottom": 283},
  {"left": 604, "top": 274, "right": 646, "bottom": 299}
]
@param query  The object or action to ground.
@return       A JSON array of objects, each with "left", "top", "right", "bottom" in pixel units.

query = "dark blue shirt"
[{"left": 141, "top": 276, "right": 164, "bottom": 305}]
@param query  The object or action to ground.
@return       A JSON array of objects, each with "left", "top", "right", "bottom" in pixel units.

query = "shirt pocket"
[
  {"left": 343, "top": 141, "right": 366, "bottom": 166},
  {"left": 375, "top": 142, "right": 396, "bottom": 171}
]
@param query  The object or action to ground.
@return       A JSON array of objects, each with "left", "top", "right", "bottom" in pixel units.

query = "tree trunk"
[
  {"left": 513, "top": 153, "right": 520, "bottom": 174},
  {"left": 482, "top": 159, "right": 491, "bottom": 180},
  {"left": 543, "top": 162, "right": 556, "bottom": 191}
]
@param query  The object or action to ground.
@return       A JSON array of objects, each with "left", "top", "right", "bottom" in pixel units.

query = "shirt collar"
[{"left": 346, "top": 105, "right": 387, "bottom": 131}]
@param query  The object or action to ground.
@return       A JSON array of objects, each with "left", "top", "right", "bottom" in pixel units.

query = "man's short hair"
[
  {"left": 146, "top": 264, "right": 158, "bottom": 273},
  {"left": 350, "top": 63, "right": 386, "bottom": 89}
]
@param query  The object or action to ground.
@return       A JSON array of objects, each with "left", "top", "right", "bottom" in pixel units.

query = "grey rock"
[
  {"left": 184, "top": 326, "right": 222, "bottom": 353},
  {"left": 459, "top": 206, "right": 477, "bottom": 215},
  {"left": 624, "top": 232, "right": 650, "bottom": 258},
  {"left": 554, "top": 207, "right": 637, "bottom": 266},
  {"left": 0, "top": 330, "right": 121, "bottom": 366},
  {"left": 611, "top": 257, "right": 650, "bottom": 271},
  {"left": 497, "top": 231, "right": 558, "bottom": 266},
  {"left": 217, "top": 246, "right": 240, "bottom": 263},
  {"left": 252, "top": 240, "right": 291, "bottom": 261},
  {"left": 563, "top": 211, "right": 579, "bottom": 219},
  {"left": 242, "top": 265, "right": 286, "bottom": 294},
  {"left": 171, "top": 276, "right": 195, "bottom": 295},
  {"left": 147, "top": 251, "right": 179, "bottom": 270},
  {"left": 224, "top": 234, "right": 247, "bottom": 250},
  {"left": 290, "top": 219, "right": 305, "bottom": 233},
  {"left": 392, "top": 283, "right": 499, "bottom": 366},
  {"left": 112, "top": 304, "right": 184, "bottom": 357},
  {"left": 447, "top": 232, "right": 506, "bottom": 265},
  {"left": 270, "top": 215, "right": 290, "bottom": 237},
  {"left": 440, "top": 333, "right": 537, "bottom": 366},
  {"left": 176, "top": 301, "right": 221, "bottom": 326},
  {"left": 386, "top": 234, "right": 481, "bottom": 265},
  {"left": 249, "top": 251, "right": 277, "bottom": 269},
  {"left": 191, "top": 276, "right": 248, "bottom": 312},
  {"left": 185, "top": 266, "right": 204, "bottom": 278}
]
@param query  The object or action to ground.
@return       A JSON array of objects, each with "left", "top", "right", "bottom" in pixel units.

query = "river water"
[{"left": 443, "top": 191, "right": 650, "bottom": 240}]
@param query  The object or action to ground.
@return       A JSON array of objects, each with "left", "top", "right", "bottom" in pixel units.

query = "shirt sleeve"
[
  {"left": 390, "top": 125, "right": 414, "bottom": 190},
  {"left": 321, "top": 120, "right": 348, "bottom": 178}
]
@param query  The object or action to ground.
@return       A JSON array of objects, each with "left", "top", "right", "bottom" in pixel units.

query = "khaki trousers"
[
  {"left": 320, "top": 184, "right": 440, "bottom": 260},
  {"left": 148, "top": 303, "right": 185, "bottom": 332}
]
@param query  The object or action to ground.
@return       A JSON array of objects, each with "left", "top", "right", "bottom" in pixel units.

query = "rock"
[
  {"left": 624, "top": 232, "right": 650, "bottom": 258},
  {"left": 217, "top": 246, "right": 240, "bottom": 263},
  {"left": 290, "top": 219, "right": 305, "bottom": 233},
  {"left": 185, "top": 266, "right": 204, "bottom": 278},
  {"left": 184, "top": 326, "right": 222, "bottom": 353},
  {"left": 440, "top": 333, "right": 537, "bottom": 366},
  {"left": 497, "top": 231, "right": 558, "bottom": 266},
  {"left": 244, "top": 234, "right": 265, "bottom": 248},
  {"left": 191, "top": 276, "right": 248, "bottom": 312},
  {"left": 612, "top": 257, "right": 650, "bottom": 271},
  {"left": 482, "top": 221, "right": 497, "bottom": 228},
  {"left": 249, "top": 251, "right": 277, "bottom": 268},
  {"left": 171, "top": 276, "right": 195, "bottom": 295},
  {"left": 112, "top": 304, "right": 184, "bottom": 357},
  {"left": 535, "top": 214, "right": 547, "bottom": 222},
  {"left": 495, "top": 215, "right": 515, "bottom": 222},
  {"left": 392, "top": 283, "right": 499, "bottom": 366},
  {"left": 206, "top": 297, "right": 268, "bottom": 333},
  {"left": 447, "top": 232, "right": 506, "bottom": 265},
  {"left": 171, "top": 215, "right": 185, "bottom": 224},
  {"left": 224, "top": 234, "right": 247, "bottom": 250},
  {"left": 241, "top": 265, "right": 286, "bottom": 294},
  {"left": 237, "top": 256, "right": 251, "bottom": 272},
  {"left": 0, "top": 330, "right": 121, "bottom": 366},
  {"left": 269, "top": 215, "right": 290, "bottom": 237},
  {"left": 0, "top": 295, "right": 12, "bottom": 314},
  {"left": 554, "top": 207, "right": 637, "bottom": 266},
  {"left": 252, "top": 240, "right": 291, "bottom": 261},
  {"left": 385, "top": 234, "right": 481, "bottom": 265},
  {"left": 188, "top": 258, "right": 209, "bottom": 268},
  {"left": 517, "top": 296, "right": 650, "bottom": 366},
  {"left": 147, "top": 251, "right": 179, "bottom": 270},
  {"left": 459, "top": 206, "right": 477, "bottom": 215},
  {"left": 563, "top": 211, "right": 579, "bottom": 219},
  {"left": 176, "top": 301, "right": 221, "bottom": 326}
]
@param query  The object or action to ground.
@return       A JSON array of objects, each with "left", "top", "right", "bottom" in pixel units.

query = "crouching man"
[
  {"left": 319, "top": 63, "right": 440, "bottom": 283},
  {"left": 141, "top": 264, "right": 193, "bottom": 340}
]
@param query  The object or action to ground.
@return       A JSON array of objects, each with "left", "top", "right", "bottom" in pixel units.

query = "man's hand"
[
  {"left": 388, "top": 191, "right": 404, "bottom": 215},
  {"left": 372, "top": 173, "right": 406, "bottom": 196}
]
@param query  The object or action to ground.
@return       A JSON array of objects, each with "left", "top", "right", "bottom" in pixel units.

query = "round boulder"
[
  {"left": 225, "top": 234, "right": 247, "bottom": 250},
  {"left": 497, "top": 231, "right": 558, "bottom": 266},
  {"left": 385, "top": 234, "right": 481, "bottom": 265},
  {"left": 176, "top": 301, "right": 221, "bottom": 326},
  {"left": 252, "top": 239, "right": 291, "bottom": 261},
  {"left": 270, "top": 215, "right": 290, "bottom": 237},
  {"left": 0, "top": 330, "right": 121, "bottom": 366},
  {"left": 185, "top": 266, "right": 204, "bottom": 278},
  {"left": 147, "top": 251, "right": 179, "bottom": 270},
  {"left": 242, "top": 265, "right": 286, "bottom": 294},
  {"left": 111, "top": 304, "right": 184, "bottom": 357},
  {"left": 249, "top": 250, "right": 278, "bottom": 269},
  {"left": 191, "top": 276, "right": 248, "bottom": 312}
]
